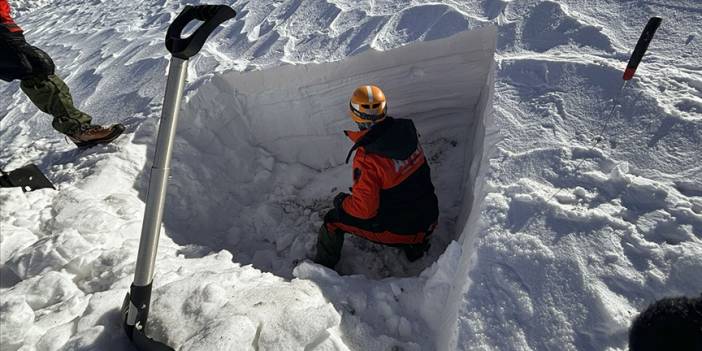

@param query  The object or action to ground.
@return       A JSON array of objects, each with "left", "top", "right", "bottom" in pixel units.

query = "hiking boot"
[{"left": 68, "top": 124, "right": 125, "bottom": 148}]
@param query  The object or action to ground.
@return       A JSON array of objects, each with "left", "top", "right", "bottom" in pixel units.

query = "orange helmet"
[{"left": 349, "top": 85, "right": 387, "bottom": 124}]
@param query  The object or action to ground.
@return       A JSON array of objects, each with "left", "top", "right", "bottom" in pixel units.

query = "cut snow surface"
[{"left": 2, "top": 0, "right": 701, "bottom": 350}]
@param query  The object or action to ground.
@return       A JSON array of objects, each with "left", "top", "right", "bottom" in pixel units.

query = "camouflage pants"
[{"left": 20, "top": 74, "right": 91, "bottom": 136}]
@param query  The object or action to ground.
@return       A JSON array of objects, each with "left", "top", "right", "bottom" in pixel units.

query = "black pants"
[{"left": 314, "top": 210, "right": 432, "bottom": 269}]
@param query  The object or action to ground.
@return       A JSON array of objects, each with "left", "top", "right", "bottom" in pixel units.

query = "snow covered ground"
[{"left": 1, "top": 0, "right": 701, "bottom": 350}]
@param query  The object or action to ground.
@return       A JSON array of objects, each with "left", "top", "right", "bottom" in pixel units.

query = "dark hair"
[{"left": 629, "top": 295, "right": 702, "bottom": 351}]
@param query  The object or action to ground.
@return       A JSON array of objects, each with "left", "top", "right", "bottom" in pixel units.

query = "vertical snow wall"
[
  {"left": 165, "top": 25, "right": 496, "bottom": 280},
  {"left": 440, "top": 45, "right": 498, "bottom": 351}
]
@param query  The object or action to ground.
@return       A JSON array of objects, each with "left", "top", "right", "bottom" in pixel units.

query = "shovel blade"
[{"left": 0, "top": 164, "right": 55, "bottom": 192}]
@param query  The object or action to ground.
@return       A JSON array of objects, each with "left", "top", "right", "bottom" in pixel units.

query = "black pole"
[{"left": 623, "top": 17, "right": 662, "bottom": 80}]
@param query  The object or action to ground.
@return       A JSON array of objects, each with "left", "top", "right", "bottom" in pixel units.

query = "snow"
[{"left": 1, "top": 0, "right": 701, "bottom": 350}]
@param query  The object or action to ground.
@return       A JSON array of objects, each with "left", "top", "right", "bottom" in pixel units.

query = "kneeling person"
[{"left": 314, "top": 85, "right": 439, "bottom": 269}]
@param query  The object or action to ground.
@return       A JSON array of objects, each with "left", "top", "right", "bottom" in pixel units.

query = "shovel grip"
[{"left": 165, "top": 5, "right": 236, "bottom": 59}]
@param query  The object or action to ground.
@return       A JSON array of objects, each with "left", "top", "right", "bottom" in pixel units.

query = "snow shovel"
[
  {"left": 121, "top": 5, "right": 236, "bottom": 350},
  {"left": 0, "top": 164, "right": 55, "bottom": 192}
]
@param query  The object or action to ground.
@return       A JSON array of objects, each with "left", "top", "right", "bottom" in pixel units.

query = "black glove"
[
  {"left": 323, "top": 209, "right": 339, "bottom": 224},
  {"left": 0, "top": 31, "right": 54, "bottom": 81},
  {"left": 0, "top": 31, "right": 30, "bottom": 81},
  {"left": 330, "top": 192, "right": 383, "bottom": 231},
  {"left": 333, "top": 192, "right": 349, "bottom": 210},
  {"left": 22, "top": 44, "right": 55, "bottom": 78}
]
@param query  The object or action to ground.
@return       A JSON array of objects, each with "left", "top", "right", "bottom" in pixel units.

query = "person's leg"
[
  {"left": 20, "top": 74, "right": 92, "bottom": 136},
  {"left": 314, "top": 210, "right": 346, "bottom": 269},
  {"left": 314, "top": 224, "right": 345, "bottom": 269}
]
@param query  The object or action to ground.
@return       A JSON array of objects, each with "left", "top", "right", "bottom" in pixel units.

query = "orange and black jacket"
[{"left": 334, "top": 117, "right": 439, "bottom": 240}]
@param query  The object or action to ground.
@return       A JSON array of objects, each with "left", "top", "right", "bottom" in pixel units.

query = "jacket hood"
[{"left": 344, "top": 117, "right": 418, "bottom": 163}]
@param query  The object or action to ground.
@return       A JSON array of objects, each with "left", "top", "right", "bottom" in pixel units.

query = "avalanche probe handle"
[
  {"left": 165, "top": 5, "right": 236, "bottom": 59},
  {"left": 623, "top": 17, "right": 662, "bottom": 80}
]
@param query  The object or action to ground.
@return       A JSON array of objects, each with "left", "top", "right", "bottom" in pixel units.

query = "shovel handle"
[{"left": 165, "top": 5, "right": 236, "bottom": 59}]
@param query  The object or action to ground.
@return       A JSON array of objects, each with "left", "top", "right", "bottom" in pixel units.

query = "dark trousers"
[{"left": 314, "top": 210, "right": 433, "bottom": 269}]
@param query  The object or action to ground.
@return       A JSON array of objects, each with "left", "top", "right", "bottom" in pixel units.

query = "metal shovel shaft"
[
  {"left": 134, "top": 57, "right": 188, "bottom": 286},
  {"left": 122, "top": 6, "right": 235, "bottom": 350}
]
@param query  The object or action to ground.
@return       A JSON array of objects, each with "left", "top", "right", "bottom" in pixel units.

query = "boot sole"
[{"left": 73, "top": 124, "right": 126, "bottom": 148}]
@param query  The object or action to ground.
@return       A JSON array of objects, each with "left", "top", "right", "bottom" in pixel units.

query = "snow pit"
[{"left": 153, "top": 26, "right": 497, "bottom": 278}]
